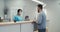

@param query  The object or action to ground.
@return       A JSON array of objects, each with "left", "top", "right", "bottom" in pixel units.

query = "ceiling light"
[{"left": 32, "top": 0, "right": 46, "bottom": 7}]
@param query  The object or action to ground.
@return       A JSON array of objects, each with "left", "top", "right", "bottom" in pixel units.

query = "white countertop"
[{"left": 0, "top": 20, "right": 33, "bottom": 26}]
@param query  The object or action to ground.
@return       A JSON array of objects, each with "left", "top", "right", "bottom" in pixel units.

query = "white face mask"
[
  {"left": 19, "top": 12, "right": 22, "bottom": 14},
  {"left": 18, "top": 12, "right": 22, "bottom": 16}
]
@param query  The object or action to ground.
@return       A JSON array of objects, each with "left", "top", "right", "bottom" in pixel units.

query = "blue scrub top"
[{"left": 13, "top": 15, "right": 23, "bottom": 21}]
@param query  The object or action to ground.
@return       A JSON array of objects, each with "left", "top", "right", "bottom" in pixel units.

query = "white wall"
[
  {"left": 0, "top": 0, "right": 4, "bottom": 17},
  {"left": 45, "top": 0, "right": 60, "bottom": 32},
  {"left": 22, "top": 0, "right": 37, "bottom": 19}
]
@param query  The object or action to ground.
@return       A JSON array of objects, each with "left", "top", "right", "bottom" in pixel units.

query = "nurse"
[{"left": 13, "top": 9, "right": 23, "bottom": 22}]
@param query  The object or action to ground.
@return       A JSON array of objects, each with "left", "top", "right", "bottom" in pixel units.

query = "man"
[{"left": 36, "top": 4, "right": 46, "bottom": 32}]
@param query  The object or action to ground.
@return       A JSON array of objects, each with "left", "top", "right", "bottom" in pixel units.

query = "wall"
[
  {"left": 0, "top": 0, "right": 4, "bottom": 17},
  {"left": 45, "top": 0, "right": 60, "bottom": 32},
  {"left": 22, "top": 0, "right": 37, "bottom": 19}
]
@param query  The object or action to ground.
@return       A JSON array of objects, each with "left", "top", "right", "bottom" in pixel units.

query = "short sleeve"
[{"left": 13, "top": 16, "right": 16, "bottom": 21}]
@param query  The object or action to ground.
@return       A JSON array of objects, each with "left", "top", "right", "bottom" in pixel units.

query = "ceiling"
[{"left": 39, "top": 0, "right": 60, "bottom": 4}]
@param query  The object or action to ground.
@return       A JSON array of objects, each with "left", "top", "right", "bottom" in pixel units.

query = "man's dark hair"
[
  {"left": 17, "top": 9, "right": 22, "bottom": 13},
  {"left": 38, "top": 4, "right": 43, "bottom": 9}
]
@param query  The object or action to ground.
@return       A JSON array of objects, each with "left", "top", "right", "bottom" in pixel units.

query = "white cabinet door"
[
  {"left": 0, "top": 24, "right": 20, "bottom": 32},
  {"left": 21, "top": 23, "right": 34, "bottom": 32}
]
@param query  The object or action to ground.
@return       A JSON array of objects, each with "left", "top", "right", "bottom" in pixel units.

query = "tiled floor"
[{"left": 34, "top": 28, "right": 48, "bottom": 32}]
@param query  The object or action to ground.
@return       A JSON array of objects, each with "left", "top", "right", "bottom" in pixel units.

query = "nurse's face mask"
[{"left": 18, "top": 11, "right": 22, "bottom": 15}]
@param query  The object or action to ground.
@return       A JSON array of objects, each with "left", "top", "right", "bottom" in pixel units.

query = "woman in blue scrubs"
[{"left": 13, "top": 9, "right": 23, "bottom": 22}]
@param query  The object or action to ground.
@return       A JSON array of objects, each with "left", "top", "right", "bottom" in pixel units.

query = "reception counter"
[{"left": 0, "top": 21, "right": 34, "bottom": 32}]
